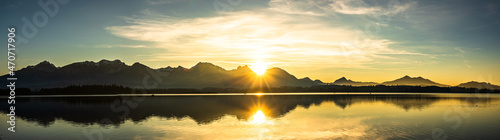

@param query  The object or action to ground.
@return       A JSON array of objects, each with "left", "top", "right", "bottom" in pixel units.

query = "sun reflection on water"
[
  {"left": 252, "top": 110, "right": 266, "bottom": 124},
  {"left": 249, "top": 109, "right": 275, "bottom": 126}
]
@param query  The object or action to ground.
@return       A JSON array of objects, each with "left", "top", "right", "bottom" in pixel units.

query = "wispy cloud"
[
  {"left": 268, "top": 0, "right": 416, "bottom": 16},
  {"left": 455, "top": 47, "right": 472, "bottom": 68},
  {"left": 144, "top": 0, "right": 183, "bottom": 5},
  {"left": 106, "top": 8, "right": 418, "bottom": 70},
  {"left": 94, "top": 44, "right": 147, "bottom": 48},
  {"left": 268, "top": 0, "right": 328, "bottom": 16},
  {"left": 329, "top": 0, "right": 382, "bottom": 15}
]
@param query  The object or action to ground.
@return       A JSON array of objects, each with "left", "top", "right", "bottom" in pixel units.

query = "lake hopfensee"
[{"left": 1, "top": 93, "right": 499, "bottom": 139}]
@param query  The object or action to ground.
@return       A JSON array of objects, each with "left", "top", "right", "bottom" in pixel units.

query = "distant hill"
[
  {"left": 0, "top": 60, "right": 322, "bottom": 89},
  {"left": 381, "top": 75, "right": 448, "bottom": 87},
  {"left": 457, "top": 81, "right": 500, "bottom": 90},
  {"left": 332, "top": 77, "right": 378, "bottom": 86}
]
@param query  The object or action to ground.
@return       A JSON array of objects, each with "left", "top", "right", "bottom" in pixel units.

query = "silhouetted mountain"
[
  {"left": 382, "top": 75, "right": 447, "bottom": 87},
  {"left": 0, "top": 60, "right": 322, "bottom": 89},
  {"left": 299, "top": 77, "right": 323, "bottom": 85},
  {"left": 457, "top": 81, "right": 500, "bottom": 90},
  {"left": 4, "top": 60, "right": 493, "bottom": 91},
  {"left": 25, "top": 60, "right": 58, "bottom": 72},
  {"left": 332, "top": 77, "right": 378, "bottom": 86}
]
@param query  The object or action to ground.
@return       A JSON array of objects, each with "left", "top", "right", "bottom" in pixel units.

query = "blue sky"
[{"left": 1, "top": 0, "right": 499, "bottom": 85}]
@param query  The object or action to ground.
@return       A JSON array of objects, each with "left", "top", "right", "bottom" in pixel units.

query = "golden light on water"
[{"left": 251, "top": 110, "right": 266, "bottom": 124}]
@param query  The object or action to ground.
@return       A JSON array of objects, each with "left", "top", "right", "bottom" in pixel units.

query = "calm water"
[{"left": 1, "top": 93, "right": 499, "bottom": 139}]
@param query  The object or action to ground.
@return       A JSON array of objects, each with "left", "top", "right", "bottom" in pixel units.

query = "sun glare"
[
  {"left": 251, "top": 62, "right": 268, "bottom": 75},
  {"left": 251, "top": 110, "right": 266, "bottom": 124}
]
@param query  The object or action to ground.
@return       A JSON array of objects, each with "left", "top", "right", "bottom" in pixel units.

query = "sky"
[{"left": 1, "top": 0, "right": 499, "bottom": 85}]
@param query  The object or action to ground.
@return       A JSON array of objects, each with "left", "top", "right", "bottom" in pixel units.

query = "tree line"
[{"left": 2, "top": 84, "right": 499, "bottom": 95}]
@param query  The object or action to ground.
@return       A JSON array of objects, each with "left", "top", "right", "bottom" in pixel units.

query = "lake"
[{"left": 1, "top": 93, "right": 499, "bottom": 139}]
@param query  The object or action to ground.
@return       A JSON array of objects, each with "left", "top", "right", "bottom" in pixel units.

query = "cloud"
[
  {"left": 329, "top": 0, "right": 382, "bottom": 15},
  {"left": 268, "top": 0, "right": 328, "bottom": 16},
  {"left": 106, "top": 8, "right": 417, "bottom": 69},
  {"left": 268, "top": 0, "right": 415, "bottom": 16},
  {"left": 455, "top": 47, "right": 472, "bottom": 68},
  {"left": 145, "top": 0, "right": 183, "bottom": 5},
  {"left": 94, "top": 44, "right": 147, "bottom": 48}
]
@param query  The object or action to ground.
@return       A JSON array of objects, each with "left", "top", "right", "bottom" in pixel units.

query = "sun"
[{"left": 250, "top": 62, "right": 268, "bottom": 75}]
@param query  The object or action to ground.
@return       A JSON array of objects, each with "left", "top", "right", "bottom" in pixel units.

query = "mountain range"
[
  {"left": 333, "top": 75, "right": 448, "bottom": 86},
  {"left": 457, "top": 81, "right": 500, "bottom": 90},
  {"left": 1, "top": 60, "right": 320, "bottom": 89},
  {"left": 1, "top": 59, "right": 499, "bottom": 90},
  {"left": 332, "top": 77, "right": 378, "bottom": 86}
]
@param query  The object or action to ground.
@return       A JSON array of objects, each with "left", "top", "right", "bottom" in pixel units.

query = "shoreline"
[{"left": 1, "top": 92, "right": 498, "bottom": 98}]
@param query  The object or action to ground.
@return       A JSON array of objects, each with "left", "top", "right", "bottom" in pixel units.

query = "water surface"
[{"left": 1, "top": 93, "right": 499, "bottom": 139}]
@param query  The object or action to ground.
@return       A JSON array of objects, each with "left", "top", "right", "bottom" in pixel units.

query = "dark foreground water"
[{"left": 1, "top": 93, "right": 499, "bottom": 140}]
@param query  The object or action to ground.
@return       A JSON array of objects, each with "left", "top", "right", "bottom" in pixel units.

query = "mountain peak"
[
  {"left": 98, "top": 59, "right": 122, "bottom": 63},
  {"left": 334, "top": 77, "right": 349, "bottom": 83},
  {"left": 235, "top": 65, "right": 252, "bottom": 72},
  {"left": 267, "top": 67, "right": 286, "bottom": 72},
  {"left": 39, "top": 60, "right": 51, "bottom": 64},
  {"left": 98, "top": 59, "right": 110, "bottom": 63},
  {"left": 237, "top": 65, "right": 249, "bottom": 69},
  {"left": 131, "top": 62, "right": 147, "bottom": 68},
  {"left": 193, "top": 62, "right": 216, "bottom": 67},
  {"left": 332, "top": 77, "right": 378, "bottom": 86},
  {"left": 265, "top": 67, "right": 293, "bottom": 76},
  {"left": 457, "top": 81, "right": 500, "bottom": 90},
  {"left": 339, "top": 77, "right": 347, "bottom": 80},
  {"left": 97, "top": 59, "right": 126, "bottom": 66},
  {"left": 302, "top": 77, "right": 312, "bottom": 80},
  {"left": 399, "top": 75, "right": 426, "bottom": 80},
  {"left": 191, "top": 62, "right": 225, "bottom": 71},
  {"left": 383, "top": 75, "right": 446, "bottom": 87},
  {"left": 29, "top": 60, "right": 57, "bottom": 72}
]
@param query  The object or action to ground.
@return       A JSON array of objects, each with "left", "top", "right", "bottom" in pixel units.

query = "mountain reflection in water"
[{"left": 0, "top": 94, "right": 496, "bottom": 126}]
